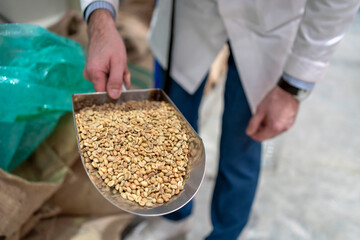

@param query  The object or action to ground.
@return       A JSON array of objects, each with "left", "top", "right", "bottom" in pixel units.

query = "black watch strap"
[{"left": 277, "top": 77, "right": 301, "bottom": 96}]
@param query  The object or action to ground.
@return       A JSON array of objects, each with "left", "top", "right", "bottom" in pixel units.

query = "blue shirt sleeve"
[
  {"left": 84, "top": 1, "right": 116, "bottom": 23},
  {"left": 282, "top": 73, "right": 315, "bottom": 91}
]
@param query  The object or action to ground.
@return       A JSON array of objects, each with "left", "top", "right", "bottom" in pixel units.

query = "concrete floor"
[{"left": 188, "top": 13, "right": 360, "bottom": 240}]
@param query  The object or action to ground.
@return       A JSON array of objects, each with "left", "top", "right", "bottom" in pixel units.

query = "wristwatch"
[{"left": 277, "top": 77, "right": 311, "bottom": 102}]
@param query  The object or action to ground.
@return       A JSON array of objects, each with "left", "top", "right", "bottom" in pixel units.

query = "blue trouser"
[{"left": 154, "top": 49, "right": 262, "bottom": 239}]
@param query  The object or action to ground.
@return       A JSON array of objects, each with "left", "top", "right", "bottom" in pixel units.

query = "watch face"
[{"left": 295, "top": 89, "right": 310, "bottom": 101}]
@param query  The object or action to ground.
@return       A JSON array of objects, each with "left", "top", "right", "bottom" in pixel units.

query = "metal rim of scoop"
[{"left": 72, "top": 89, "right": 206, "bottom": 216}]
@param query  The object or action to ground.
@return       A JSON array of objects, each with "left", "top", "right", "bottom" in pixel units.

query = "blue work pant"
[{"left": 154, "top": 50, "right": 262, "bottom": 240}]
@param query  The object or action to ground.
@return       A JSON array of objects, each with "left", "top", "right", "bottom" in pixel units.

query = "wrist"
[
  {"left": 277, "top": 77, "right": 311, "bottom": 102},
  {"left": 88, "top": 9, "right": 116, "bottom": 38}
]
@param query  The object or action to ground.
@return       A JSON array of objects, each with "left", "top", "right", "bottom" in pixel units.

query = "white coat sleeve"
[
  {"left": 284, "top": 0, "right": 360, "bottom": 83},
  {"left": 80, "top": 0, "right": 119, "bottom": 17}
]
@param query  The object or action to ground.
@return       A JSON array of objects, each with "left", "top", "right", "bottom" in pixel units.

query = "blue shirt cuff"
[
  {"left": 282, "top": 73, "right": 315, "bottom": 91},
  {"left": 84, "top": 1, "right": 116, "bottom": 23}
]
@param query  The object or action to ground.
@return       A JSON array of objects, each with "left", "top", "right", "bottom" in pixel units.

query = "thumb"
[
  {"left": 246, "top": 108, "right": 265, "bottom": 136},
  {"left": 107, "top": 57, "right": 124, "bottom": 99},
  {"left": 123, "top": 67, "right": 131, "bottom": 90}
]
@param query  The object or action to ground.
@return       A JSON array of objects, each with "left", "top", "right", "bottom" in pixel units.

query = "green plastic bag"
[{"left": 0, "top": 24, "right": 94, "bottom": 171}]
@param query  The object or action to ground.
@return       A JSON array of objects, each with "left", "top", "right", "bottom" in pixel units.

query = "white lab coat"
[{"left": 82, "top": 0, "right": 360, "bottom": 112}]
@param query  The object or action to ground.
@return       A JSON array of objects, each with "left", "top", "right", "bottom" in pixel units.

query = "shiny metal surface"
[{"left": 72, "top": 89, "right": 206, "bottom": 216}]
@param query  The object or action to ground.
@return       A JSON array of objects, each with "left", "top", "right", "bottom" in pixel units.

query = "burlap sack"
[
  {"left": 23, "top": 215, "right": 133, "bottom": 240},
  {"left": 0, "top": 114, "right": 132, "bottom": 240},
  {"left": 0, "top": 168, "right": 63, "bottom": 240},
  {"left": 0, "top": 114, "right": 73, "bottom": 239}
]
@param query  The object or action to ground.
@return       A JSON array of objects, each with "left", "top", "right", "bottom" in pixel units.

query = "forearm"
[{"left": 88, "top": 9, "right": 116, "bottom": 39}]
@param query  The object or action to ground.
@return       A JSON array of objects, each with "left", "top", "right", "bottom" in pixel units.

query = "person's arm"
[
  {"left": 246, "top": 0, "right": 360, "bottom": 142},
  {"left": 81, "top": 0, "right": 130, "bottom": 99}
]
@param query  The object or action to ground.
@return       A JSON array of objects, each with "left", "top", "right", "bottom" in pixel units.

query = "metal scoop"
[{"left": 72, "top": 89, "right": 206, "bottom": 216}]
